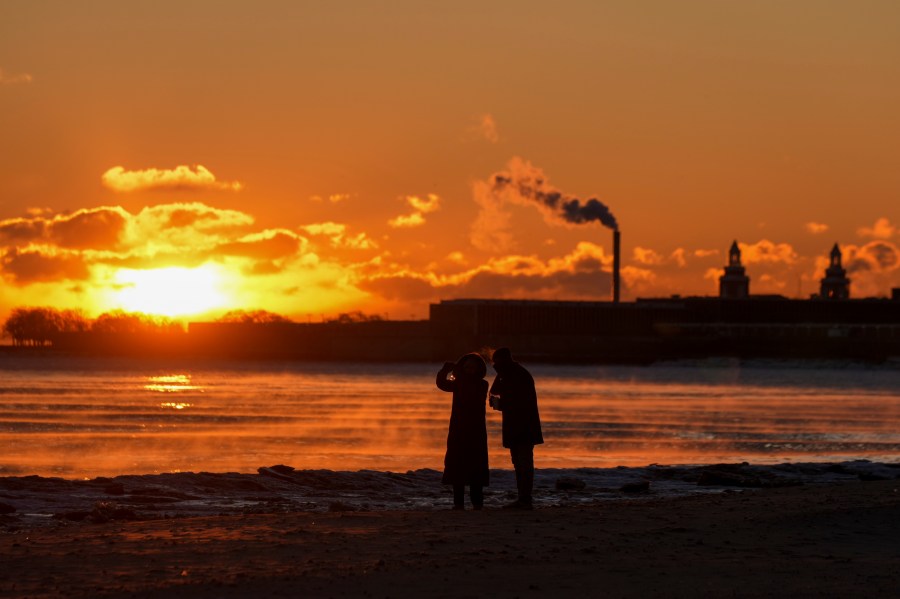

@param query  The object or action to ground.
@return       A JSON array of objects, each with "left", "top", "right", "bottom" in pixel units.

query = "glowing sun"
[{"left": 113, "top": 265, "right": 230, "bottom": 317}]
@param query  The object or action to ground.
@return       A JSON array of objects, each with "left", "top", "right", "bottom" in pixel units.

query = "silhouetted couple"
[{"left": 436, "top": 347, "right": 543, "bottom": 510}]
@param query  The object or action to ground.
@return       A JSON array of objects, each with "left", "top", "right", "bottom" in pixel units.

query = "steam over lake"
[{"left": 2, "top": 355, "right": 899, "bottom": 478}]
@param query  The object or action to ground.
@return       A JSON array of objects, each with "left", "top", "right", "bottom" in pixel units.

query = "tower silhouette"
[
  {"left": 819, "top": 243, "right": 850, "bottom": 299},
  {"left": 719, "top": 240, "right": 750, "bottom": 298}
]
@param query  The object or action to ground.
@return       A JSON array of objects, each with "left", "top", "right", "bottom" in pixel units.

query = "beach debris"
[
  {"left": 555, "top": 477, "right": 586, "bottom": 491},
  {"left": 53, "top": 501, "right": 142, "bottom": 523},
  {"left": 825, "top": 460, "right": 900, "bottom": 481},
  {"left": 695, "top": 464, "right": 802, "bottom": 488},
  {"left": 258, "top": 465, "right": 301, "bottom": 484},
  {"left": 268, "top": 464, "right": 296, "bottom": 475},
  {"left": 56, "top": 510, "right": 92, "bottom": 522},
  {"left": 90, "top": 501, "right": 140, "bottom": 523},
  {"left": 0, "top": 502, "right": 16, "bottom": 514},
  {"left": 103, "top": 482, "right": 125, "bottom": 495},
  {"left": 6, "top": 460, "right": 899, "bottom": 530},
  {"left": 620, "top": 480, "right": 650, "bottom": 493}
]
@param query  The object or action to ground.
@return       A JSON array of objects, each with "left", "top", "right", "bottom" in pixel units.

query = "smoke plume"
[{"left": 488, "top": 158, "right": 618, "bottom": 230}]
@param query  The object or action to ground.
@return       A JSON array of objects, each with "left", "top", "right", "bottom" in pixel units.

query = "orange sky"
[{"left": 1, "top": 2, "right": 898, "bottom": 322}]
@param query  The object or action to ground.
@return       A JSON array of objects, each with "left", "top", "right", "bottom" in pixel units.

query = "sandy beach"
[{"left": 2, "top": 474, "right": 899, "bottom": 598}]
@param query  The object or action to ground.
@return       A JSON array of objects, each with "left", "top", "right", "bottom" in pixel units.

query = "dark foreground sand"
[{"left": 2, "top": 479, "right": 899, "bottom": 598}]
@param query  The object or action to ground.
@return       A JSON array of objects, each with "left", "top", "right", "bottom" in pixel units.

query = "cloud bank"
[{"left": 102, "top": 165, "right": 243, "bottom": 193}]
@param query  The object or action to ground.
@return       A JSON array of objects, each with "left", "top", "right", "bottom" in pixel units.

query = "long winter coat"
[
  {"left": 489, "top": 360, "right": 544, "bottom": 449},
  {"left": 436, "top": 360, "right": 490, "bottom": 486}
]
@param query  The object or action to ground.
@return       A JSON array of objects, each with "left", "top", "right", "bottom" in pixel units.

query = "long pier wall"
[{"left": 41, "top": 296, "right": 900, "bottom": 363}]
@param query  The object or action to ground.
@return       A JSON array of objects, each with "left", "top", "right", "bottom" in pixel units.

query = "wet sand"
[{"left": 2, "top": 478, "right": 899, "bottom": 598}]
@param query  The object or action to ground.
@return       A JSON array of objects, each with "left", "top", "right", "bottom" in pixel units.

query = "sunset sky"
[{"left": 1, "top": 1, "right": 898, "bottom": 322}]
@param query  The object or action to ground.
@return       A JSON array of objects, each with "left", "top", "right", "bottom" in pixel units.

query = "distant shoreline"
[{"left": 2, "top": 343, "right": 900, "bottom": 368}]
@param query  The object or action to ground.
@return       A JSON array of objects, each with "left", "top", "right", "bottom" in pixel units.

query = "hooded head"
[
  {"left": 455, "top": 353, "right": 487, "bottom": 380},
  {"left": 491, "top": 347, "right": 513, "bottom": 374}
]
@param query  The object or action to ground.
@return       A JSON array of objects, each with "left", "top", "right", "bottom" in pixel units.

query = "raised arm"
[
  {"left": 488, "top": 375, "right": 505, "bottom": 411},
  {"left": 435, "top": 362, "right": 456, "bottom": 392}
]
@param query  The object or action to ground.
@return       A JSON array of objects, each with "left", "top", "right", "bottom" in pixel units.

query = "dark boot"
[
  {"left": 452, "top": 484, "right": 465, "bottom": 510},
  {"left": 470, "top": 485, "right": 484, "bottom": 510},
  {"left": 511, "top": 444, "right": 535, "bottom": 506}
]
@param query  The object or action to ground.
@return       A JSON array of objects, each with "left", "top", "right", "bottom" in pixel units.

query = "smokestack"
[{"left": 613, "top": 229, "right": 621, "bottom": 303}]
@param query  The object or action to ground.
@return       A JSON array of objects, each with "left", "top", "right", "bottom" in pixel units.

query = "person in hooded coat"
[
  {"left": 489, "top": 347, "right": 543, "bottom": 509},
  {"left": 436, "top": 353, "right": 490, "bottom": 510}
]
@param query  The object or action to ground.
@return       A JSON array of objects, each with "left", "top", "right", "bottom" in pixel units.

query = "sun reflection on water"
[{"left": 145, "top": 374, "right": 203, "bottom": 394}]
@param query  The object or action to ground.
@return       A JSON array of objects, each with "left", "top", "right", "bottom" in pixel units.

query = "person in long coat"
[
  {"left": 436, "top": 353, "right": 490, "bottom": 510},
  {"left": 489, "top": 347, "right": 543, "bottom": 509}
]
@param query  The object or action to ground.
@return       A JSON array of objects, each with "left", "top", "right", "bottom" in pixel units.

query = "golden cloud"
[
  {"left": 300, "top": 222, "right": 378, "bottom": 250},
  {"left": 0, "top": 68, "right": 33, "bottom": 85},
  {"left": 804, "top": 221, "right": 829, "bottom": 234},
  {"left": 738, "top": 240, "right": 798, "bottom": 265},
  {"left": 120, "top": 202, "right": 255, "bottom": 254},
  {"left": 620, "top": 265, "right": 657, "bottom": 291},
  {"left": 693, "top": 249, "right": 720, "bottom": 258},
  {"left": 857, "top": 217, "right": 896, "bottom": 240},
  {"left": 101, "top": 165, "right": 243, "bottom": 193},
  {"left": 468, "top": 114, "right": 500, "bottom": 143},
  {"left": 406, "top": 194, "right": 441, "bottom": 214},
  {"left": 633, "top": 246, "right": 687, "bottom": 268},
  {"left": 387, "top": 194, "right": 442, "bottom": 229},
  {"left": 446, "top": 251, "right": 466, "bottom": 265},
  {"left": 388, "top": 212, "right": 425, "bottom": 229},
  {"left": 703, "top": 267, "right": 722, "bottom": 282},
  {"left": 633, "top": 247, "right": 664, "bottom": 266},
  {"left": 309, "top": 193, "right": 353, "bottom": 203}
]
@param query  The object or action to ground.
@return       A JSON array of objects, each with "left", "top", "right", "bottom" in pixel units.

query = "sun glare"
[{"left": 113, "top": 265, "right": 230, "bottom": 317}]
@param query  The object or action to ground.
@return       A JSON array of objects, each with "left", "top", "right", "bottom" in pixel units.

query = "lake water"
[{"left": 2, "top": 355, "right": 899, "bottom": 478}]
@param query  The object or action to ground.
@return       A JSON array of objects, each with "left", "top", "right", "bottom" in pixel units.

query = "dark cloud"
[
  {"left": 358, "top": 275, "right": 439, "bottom": 303},
  {"left": 0, "top": 208, "right": 127, "bottom": 251},
  {"left": 50, "top": 208, "right": 127, "bottom": 250},
  {"left": 138, "top": 202, "right": 254, "bottom": 233},
  {"left": 0, "top": 218, "right": 47, "bottom": 246},
  {"left": 98, "top": 249, "right": 210, "bottom": 271},
  {"left": 847, "top": 241, "right": 899, "bottom": 274},
  {"left": 1, "top": 249, "right": 90, "bottom": 284},
  {"left": 215, "top": 231, "right": 303, "bottom": 261},
  {"left": 166, "top": 208, "right": 222, "bottom": 229}
]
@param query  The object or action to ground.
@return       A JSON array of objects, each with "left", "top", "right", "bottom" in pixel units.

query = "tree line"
[
  {"left": 2, "top": 307, "right": 387, "bottom": 347},
  {"left": 1, "top": 308, "right": 184, "bottom": 347},
  {"left": 1, "top": 308, "right": 290, "bottom": 347}
]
